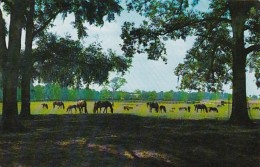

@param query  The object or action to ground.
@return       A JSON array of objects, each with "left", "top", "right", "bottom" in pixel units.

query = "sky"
[{"left": 48, "top": 1, "right": 259, "bottom": 96}]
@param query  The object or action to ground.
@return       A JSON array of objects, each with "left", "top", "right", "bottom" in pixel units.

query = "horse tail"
[
  {"left": 53, "top": 102, "right": 55, "bottom": 109},
  {"left": 62, "top": 102, "right": 65, "bottom": 109}
]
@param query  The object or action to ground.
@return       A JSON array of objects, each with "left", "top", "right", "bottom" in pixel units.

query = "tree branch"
[
  {"left": 33, "top": 9, "right": 63, "bottom": 37},
  {"left": 245, "top": 44, "right": 260, "bottom": 54}
]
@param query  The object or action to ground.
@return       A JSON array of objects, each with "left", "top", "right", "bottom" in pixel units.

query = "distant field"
[{"left": 0, "top": 101, "right": 259, "bottom": 120}]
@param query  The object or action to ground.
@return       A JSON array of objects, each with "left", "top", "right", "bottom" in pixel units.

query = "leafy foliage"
[
  {"left": 33, "top": 33, "right": 131, "bottom": 88},
  {"left": 33, "top": 0, "right": 123, "bottom": 38},
  {"left": 121, "top": 0, "right": 260, "bottom": 91}
]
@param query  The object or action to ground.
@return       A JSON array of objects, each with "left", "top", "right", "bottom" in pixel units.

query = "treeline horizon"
[{"left": 0, "top": 83, "right": 259, "bottom": 102}]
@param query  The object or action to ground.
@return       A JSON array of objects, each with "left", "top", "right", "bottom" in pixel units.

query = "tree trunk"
[
  {"left": 228, "top": 2, "right": 252, "bottom": 125},
  {"left": 2, "top": 1, "right": 26, "bottom": 132},
  {"left": 20, "top": 75, "right": 32, "bottom": 118},
  {"left": 20, "top": 0, "right": 35, "bottom": 119}
]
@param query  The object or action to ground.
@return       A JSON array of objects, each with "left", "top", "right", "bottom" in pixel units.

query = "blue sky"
[{"left": 49, "top": 1, "right": 259, "bottom": 96}]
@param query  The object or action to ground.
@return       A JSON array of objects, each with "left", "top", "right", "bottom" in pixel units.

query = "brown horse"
[
  {"left": 93, "top": 101, "right": 113, "bottom": 113},
  {"left": 208, "top": 107, "right": 218, "bottom": 112},
  {"left": 124, "top": 106, "right": 133, "bottom": 111},
  {"left": 53, "top": 101, "right": 65, "bottom": 109},
  {"left": 194, "top": 104, "right": 208, "bottom": 112},
  {"left": 41, "top": 103, "right": 48, "bottom": 109},
  {"left": 179, "top": 107, "right": 187, "bottom": 111},
  {"left": 147, "top": 102, "right": 159, "bottom": 112},
  {"left": 77, "top": 100, "right": 88, "bottom": 114},
  {"left": 159, "top": 105, "right": 166, "bottom": 112},
  {"left": 67, "top": 105, "right": 77, "bottom": 114}
]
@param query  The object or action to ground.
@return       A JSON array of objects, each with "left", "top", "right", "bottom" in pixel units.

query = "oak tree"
[
  {"left": 121, "top": 0, "right": 260, "bottom": 125},
  {"left": 0, "top": 0, "right": 123, "bottom": 132}
]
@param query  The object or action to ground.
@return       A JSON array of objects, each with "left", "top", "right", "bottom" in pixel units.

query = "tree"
[
  {"left": 19, "top": 0, "right": 123, "bottom": 118},
  {"left": 105, "top": 77, "right": 127, "bottom": 104},
  {"left": 0, "top": 1, "right": 28, "bottom": 132},
  {"left": 121, "top": 0, "right": 260, "bottom": 125},
  {"left": 0, "top": 0, "right": 123, "bottom": 132},
  {"left": 147, "top": 91, "right": 157, "bottom": 101},
  {"left": 163, "top": 90, "right": 174, "bottom": 101},
  {"left": 34, "top": 33, "right": 130, "bottom": 88}
]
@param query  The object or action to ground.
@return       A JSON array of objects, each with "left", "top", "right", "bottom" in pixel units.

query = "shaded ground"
[{"left": 0, "top": 114, "right": 259, "bottom": 167}]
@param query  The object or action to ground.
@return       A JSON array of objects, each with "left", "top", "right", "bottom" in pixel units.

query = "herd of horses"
[
  {"left": 40, "top": 100, "right": 232, "bottom": 114},
  {"left": 42, "top": 100, "right": 113, "bottom": 114},
  {"left": 147, "top": 102, "right": 220, "bottom": 113}
]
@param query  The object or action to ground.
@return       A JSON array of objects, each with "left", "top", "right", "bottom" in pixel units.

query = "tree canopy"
[
  {"left": 122, "top": 0, "right": 259, "bottom": 90},
  {"left": 121, "top": 0, "right": 260, "bottom": 125},
  {"left": 33, "top": 33, "right": 131, "bottom": 88}
]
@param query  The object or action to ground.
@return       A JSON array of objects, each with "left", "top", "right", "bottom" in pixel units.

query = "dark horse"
[
  {"left": 77, "top": 100, "right": 88, "bottom": 114},
  {"left": 194, "top": 104, "right": 208, "bottom": 113},
  {"left": 159, "top": 105, "right": 166, "bottom": 112},
  {"left": 41, "top": 103, "right": 48, "bottom": 109},
  {"left": 93, "top": 101, "right": 113, "bottom": 113},
  {"left": 67, "top": 105, "right": 77, "bottom": 114},
  {"left": 147, "top": 102, "right": 159, "bottom": 112},
  {"left": 208, "top": 107, "right": 218, "bottom": 113},
  {"left": 53, "top": 101, "right": 65, "bottom": 109}
]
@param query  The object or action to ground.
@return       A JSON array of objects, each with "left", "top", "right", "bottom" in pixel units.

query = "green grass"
[{"left": 2, "top": 100, "right": 258, "bottom": 120}]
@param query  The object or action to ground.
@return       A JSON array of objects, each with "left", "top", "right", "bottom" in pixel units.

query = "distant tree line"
[{"left": 0, "top": 84, "right": 241, "bottom": 102}]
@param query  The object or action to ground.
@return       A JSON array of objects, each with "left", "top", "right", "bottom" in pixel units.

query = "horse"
[
  {"left": 159, "top": 105, "right": 166, "bottom": 112},
  {"left": 147, "top": 102, "right": 159, "bottom": 112},
  {"left": 208, "top": 107, "right": 218, "bottom": 112},
  {"left": 41, "top": 103, "right": 48, "bottom": 109},
  {"left": 252, "top": 107, "right": 260, "bottom": 110},
  {"left": 179, "top": 107, "right": 187, "bottom": 111},
  {"left": 194, "top": 104, "right": 208, "bottom": 113},
  {"left": 77, "top": 100, "right": 88, "bottom": 114},
  {"left": 53, "top": 101, "right": 65, "bottom": 109},
  {"left": 124, "top": 106, "right": 133, "bottom": 111},
  {"left": 93, "top": 101, "right": 113, "bottom": 113},
  {"left": 171, "top": 107, "right": 175, "bottom": 112},
  {"left": 67, "top": 105, "right": 77, "bottom": 114}
]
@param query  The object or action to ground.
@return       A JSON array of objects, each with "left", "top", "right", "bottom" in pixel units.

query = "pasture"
[
  {"left": 1, "top": 100, "right": 259, "bottom": 120},
  {"left": 0, "top": 101, "right": 259, "bottom": 166}
]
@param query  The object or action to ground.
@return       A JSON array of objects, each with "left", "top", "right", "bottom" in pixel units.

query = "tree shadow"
[{"left": 0, "top": 114, "right": 259, "bottom": 166}]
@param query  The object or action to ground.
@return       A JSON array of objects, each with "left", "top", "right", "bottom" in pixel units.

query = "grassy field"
[
  {"left": 0, "top": 101, "right": 259, "bottom": 166},
  {"left": 1, "top": 100, "right": 259, "bottom": 120}
]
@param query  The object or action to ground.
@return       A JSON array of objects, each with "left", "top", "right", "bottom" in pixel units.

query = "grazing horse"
[
  {"left": 159, "top": 105, "right": 166, "bottom": 112},
  {"left": 194, "top": 104, "right": 208, "bottom": 113},
  {"left": 124, "top": 106, "right": 133, "bottom": 111},
  {"left": 208, "top": 107, "right": 218, "bottom": 112},
  {"left": 53, "top": 101, "right": 65, "bottom": 109},
  {"left": 252, "top": 107, "right": 260, "bottom": 110},
  {"left": 41, "top": 103, "right": 48, "bottom": 109},
  {"left": 77, "top": 100, "right": 88, "bottom": 114},
  {"left": 93, "top": 101, "right": 113, "bottom": 113},
  {"left": 67, "top": 105, "right": 77, "bottom": 114},
  {"left": 147, "top": 102, "right": 159, "bottom": 112},
  {"left": 171, "top": 107, "right": 175, "bottom": 112},
  {"left": 179, "top": 107, "right": 187, "bottom": 111}
]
